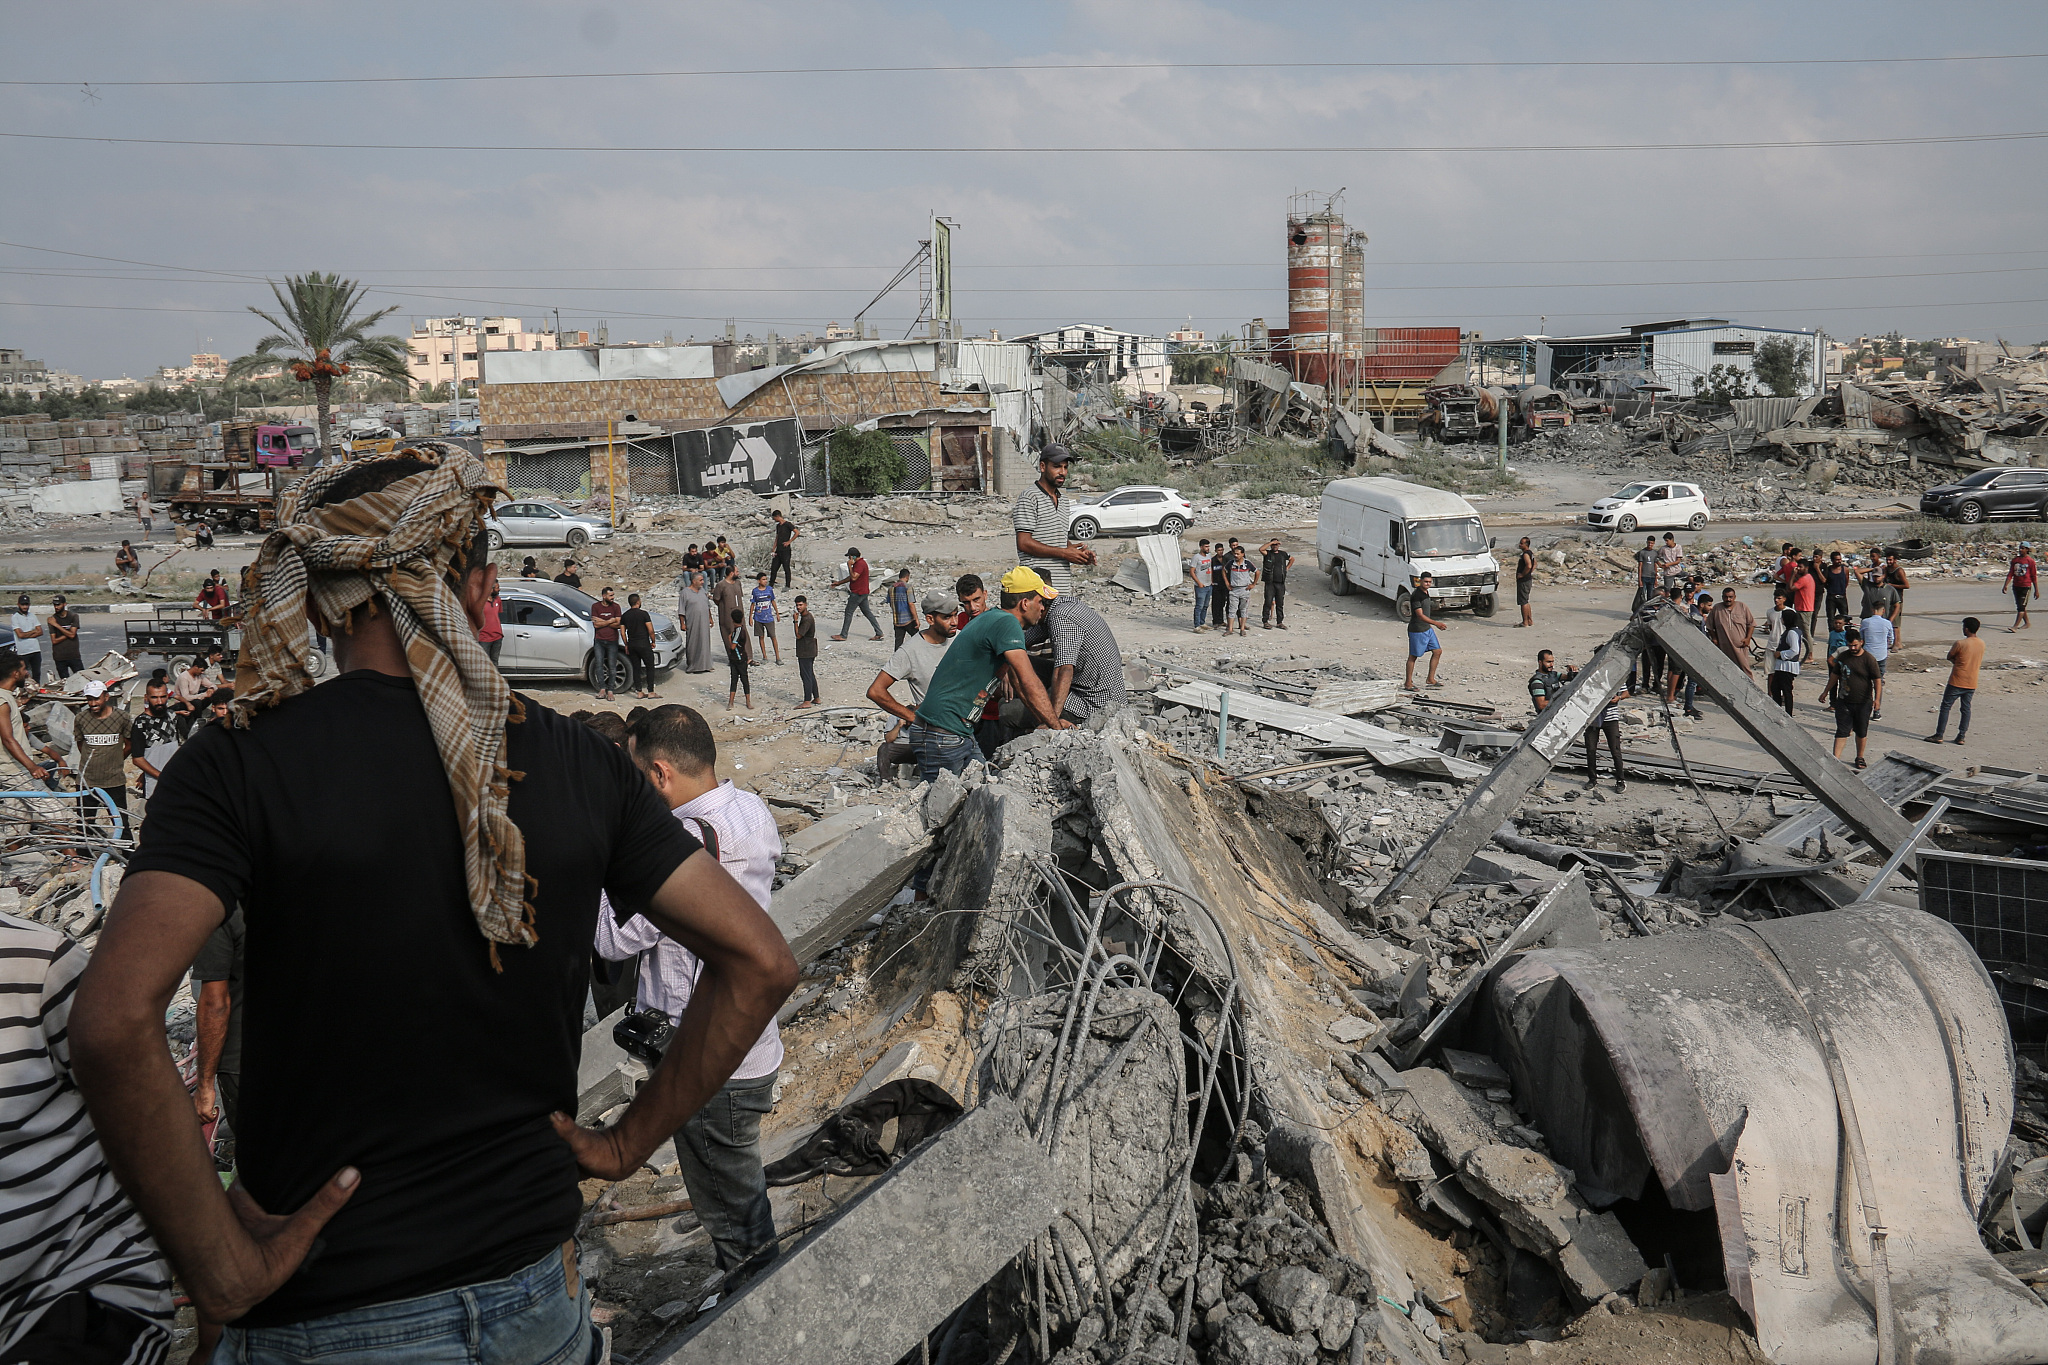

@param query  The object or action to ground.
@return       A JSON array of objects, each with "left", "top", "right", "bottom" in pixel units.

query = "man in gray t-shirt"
[
  {"left": 865, "top": 590, "right": 958, "bottom": 778},
  {"left": 1035, "top": 593, "right": 1127, "bottom": 722}
]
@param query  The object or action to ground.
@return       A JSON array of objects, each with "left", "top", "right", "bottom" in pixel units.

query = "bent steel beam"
[
  {"left": 1376, "top": 629, "right": 1641, "bottom": 912},
  {"left": 1645, "top": 608, "right": 1919, "bottom": 858}
]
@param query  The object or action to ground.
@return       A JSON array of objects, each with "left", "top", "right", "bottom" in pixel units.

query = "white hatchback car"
[
  {"left": 1065, "top": 485, "right": 1195, "bottom": 541},
  {"left": 496, "top": 581, "right": 681, "bottom": 691},
  {"left": 1585, "top": 480, "right": 1711, "bottom": 534}
]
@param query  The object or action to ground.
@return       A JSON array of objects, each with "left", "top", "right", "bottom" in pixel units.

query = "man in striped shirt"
[
  {"left": 1011, "top": 445, "right": 1096, "bottom": 595},
  {"left": 1036, "top": 590, "right": 1127, "bottom": 724},
  {"left": 1583, "top": 689, "right": 1628, "bottom": 792},
  {"left": 0, "top": 914, "right": 173, "bottom": 1363}
]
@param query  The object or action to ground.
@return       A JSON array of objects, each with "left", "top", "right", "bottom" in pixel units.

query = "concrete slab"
[
  {"left": 1388, "top": 1068, "right": 1500, "bottom": 1169},
  {"left": 661, "top": 1097, "right": 1055, "bottom": 1365},
  {"left": 769, "top": 808, "right": 929, "bottom": 965}
]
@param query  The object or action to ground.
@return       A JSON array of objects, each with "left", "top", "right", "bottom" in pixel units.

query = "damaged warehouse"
[{"left": 542, "top": 594, "right": 2048, "bottom": 1365}]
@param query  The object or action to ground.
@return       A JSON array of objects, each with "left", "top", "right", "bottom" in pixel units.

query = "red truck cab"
[{"left": 254, "top": 424, "right": 317, "bottom": 467}]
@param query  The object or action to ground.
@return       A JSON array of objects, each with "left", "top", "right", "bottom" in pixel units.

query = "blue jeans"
[
  {"left": 677, "top": 1071, "right": 778, "bottom": 1272},
  {"left": 218, "top": 1244, "right": 597, "bottom": 1364},
  {"left": 908, "top": 722, "right": 975, "bottom": 781},
  {"left": 1192, "top": 585, "right": 1212, "bottom": 626},
  {"left": 594, "top": 638, "right": 623, "bottom": 689},
  {"left": 1934, "top": 684, "right": 1973, "bottom": 739}
]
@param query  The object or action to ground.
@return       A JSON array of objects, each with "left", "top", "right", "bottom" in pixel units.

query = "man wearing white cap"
[{"left": 73, "top": 680, "right": 133, "bottom": 834}]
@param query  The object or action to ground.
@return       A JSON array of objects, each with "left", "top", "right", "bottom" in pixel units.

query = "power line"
[
  {"left": 4, "top": 52, "right": 2042, "bottom": 88},
  {"left": 8, "top": 264, "right": 2042, "bottom": 292},
  {"left": 8, "top": 240, "right": 2048, "bottom": 274},
  {"left": 4, "top": 297, "right": 2043, "bottom": 322},
  {"left": 5, "top": 129, "right": 2044, "bottom": 155}
]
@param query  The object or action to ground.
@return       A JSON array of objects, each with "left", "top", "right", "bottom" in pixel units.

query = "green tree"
[
  {"left": 227, "top": 272, "right": 411, "bottom": 458},
  {"left": 826, "top": 426, "right": 908, "bottom": 495},
  {"left": 1694, "top": 363, "right": 1752, "bottom": 405},
  {"left": 1751, "top": 337, "right": 1814, "bottom": 397}
]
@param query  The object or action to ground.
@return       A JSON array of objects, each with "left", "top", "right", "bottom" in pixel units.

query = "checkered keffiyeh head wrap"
[{"left": 233, "top": 445, "right": 537, "bottom": 960}]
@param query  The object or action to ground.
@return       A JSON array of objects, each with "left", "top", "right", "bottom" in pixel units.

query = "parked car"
[
  {"left": 1919, "top": 467, "right": 2048, "bottom": 524},
  {"left": 1318, "top": 477, "right": 1500, "bottom": 619},
  {"left": 1064, "top": 486, "right": 1194, "bottom": 541},
  {"left": 1585, "top": 480, "right": 1711, "bottom": 533},
  {"left": 496, "top": 581, "right": 680, "bottom": 690},
  {"left": 485, "top": 500, "right": 615, "bottom": 551}
]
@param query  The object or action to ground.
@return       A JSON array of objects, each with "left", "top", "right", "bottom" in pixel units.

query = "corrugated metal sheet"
[
  {"left": 1647, "top": 325, "right": 1822, "bottom": 398},
  {"left": 1730, "top": 396, "right": 1804, "bottom": 431},
  {"left": 484, "top": 345, "right": 717, "bottom": 385},
  {"left": 945, "top": 340, "right": 1032, "bottom": 393}
]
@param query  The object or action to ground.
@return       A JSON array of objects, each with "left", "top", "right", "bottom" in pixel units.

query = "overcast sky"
[{"left": 4, "top": 1, "right": 2046, "bottom": 380}]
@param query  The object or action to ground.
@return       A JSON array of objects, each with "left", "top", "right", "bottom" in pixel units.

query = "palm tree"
[{"left": 227, "top": 273, "right": 412, "bottom": 459}]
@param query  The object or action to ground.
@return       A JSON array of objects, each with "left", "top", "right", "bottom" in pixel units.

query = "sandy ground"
[{"left": 492, "top": 520, "right": 2048, "bottom": 811}]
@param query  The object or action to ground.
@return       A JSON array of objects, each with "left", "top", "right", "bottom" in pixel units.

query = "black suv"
[{"left": 1920, "top": 467, "right": 2048, "bottom": 524}]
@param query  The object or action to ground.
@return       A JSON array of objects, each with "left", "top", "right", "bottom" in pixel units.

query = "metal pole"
[
  {"left": 1217, "top": 690, "right": 1230, "bottom": 761},
  {"left": 607, "top": 420, "right": 617, "bottom": 528},
  {"left": 1497, "top": 391, "right": 1509, "bottom": 475}
]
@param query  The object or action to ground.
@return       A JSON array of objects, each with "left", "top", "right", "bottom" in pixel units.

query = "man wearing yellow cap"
[{"left": 908, "top": 567, "right": 1070, "bottom": 779}]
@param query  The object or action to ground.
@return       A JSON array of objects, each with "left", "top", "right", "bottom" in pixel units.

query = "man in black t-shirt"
[
  {"left": 554, "top": 559, "right": 582, "bottom": 589},
  {"left": 1258, "top": 539, "right": 1293, "bottom": 630},
  {"left": 770, "top": 509, "right": 798, "bottom": 589},
  {"left": 70, "top": 452, "right": 795, "bottom": 1358},
  {"left": 621, "top": 592, "right": 658, "bottom": 700}
]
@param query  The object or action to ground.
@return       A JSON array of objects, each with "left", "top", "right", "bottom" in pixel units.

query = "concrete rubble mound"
[{"left": 563, "top": 583, "right": 2048, "bottom": 1365}]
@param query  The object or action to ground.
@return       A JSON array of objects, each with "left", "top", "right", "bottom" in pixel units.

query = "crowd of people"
[{"left": 8, "top": 437, "right": 2046, "bottom": 1364}]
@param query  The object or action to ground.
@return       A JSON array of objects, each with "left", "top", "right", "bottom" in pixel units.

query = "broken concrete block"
[
  {"left": 930, "top": 786, "right": 1053, "bottom": 994},
  {"left": 770, "top": 806, "right": 929, "bottom": 965},
  {"left": 1327, "top": 1013, "right": 1380, "bottom": 1045},
  {"left": 783, "top": 803, "right": 885, "bottom": 860},
  {"left": 1254, "top": 1265, "right": 1329, "bottom": 1336},
  {"left": 1316, "top": 1294, "right": 1359, "bottom": 1352},
  {"left": 1389, "top": 1068, "right": 1499, "bottom": 1168},
  {"left": 920, "top": 768, "right": 965, "bottom": 831},
  {"left": 1457, "top": 1145, "right": 1576, "bottom": 1252},
  {"left": 1553, "top": 1209, "right": 1649, "bottom": 1302},
  {"left": 1211, "top": 1314, "right": 1310, "bottom": 1365},
  {"left": 665, "top": 1096, "right": 1054, "bottom": 1365},
  {"left": 1441, "top": 1048, "right": 1512, "bottom": 1091}
]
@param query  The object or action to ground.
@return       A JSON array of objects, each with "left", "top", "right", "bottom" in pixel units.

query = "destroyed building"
[{"left": 533, "top": 575, "right": 2048, "bottom": 1365}]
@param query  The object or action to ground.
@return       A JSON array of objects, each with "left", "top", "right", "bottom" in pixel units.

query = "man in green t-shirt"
[{"left": 910, "top": 566, "right": 1068, "bottom": 779}]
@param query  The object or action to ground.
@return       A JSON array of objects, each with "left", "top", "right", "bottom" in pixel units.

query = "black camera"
[{"left": 613, "top": 1008, "right": 674, "bottom": 1065}]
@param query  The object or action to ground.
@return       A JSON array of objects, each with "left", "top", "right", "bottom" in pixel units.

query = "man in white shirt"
[
  {"left": 9, "top": 595, "right": 42, "bottom": 684},
  {"left": 595, "top": 705, "right": 786, "bottom": 1277},
  {"left": 1858, "top": 606, "right": 1895, "bottom": 720}
]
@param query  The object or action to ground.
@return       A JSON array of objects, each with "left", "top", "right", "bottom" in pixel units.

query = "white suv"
[
  {"left": 1065, "top": 485, "right": 1194, "bottom": 540},
  {"left": 1586, "top": 481, "right": 1711, "bottom": 533}
]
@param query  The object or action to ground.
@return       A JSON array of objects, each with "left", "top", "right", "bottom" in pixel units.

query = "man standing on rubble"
[
  {"left": 1858, "top": 596, "right": 1894, "bottom": 721},
  {"left": 1830, "top": 629, "right": 1882, "bottom": 769},
  {"left": 596, "top": 705, "right": 786, "bottom": 1280},
  {"left": 68, "top": 452, "right": 796, "bottom": 1362},
  {"left": 1259, "top": 538, "right": 1293, "bottom": 630},
  {"left": 769, "top": 508, "right": 797, "bottom": 590},
  {"left": 1404, "top": 574, "right": 1446, "bottom": 691},
  {"left": 1211, "top": 536, "right": 1235, "bottom": 630},
  {"left": 1631, "top": 535, "right": 1660, "bottom": 614},
  {"left": 1012, "top": 445, "right": 1095, "bottom": 596},
  {"left": 910, "top": 567, "right": 1069, "bottom": 779},
  {"left": 1707, "top": 587, "right": 1757, "bottom": 681},
  {"left": 1187, "top": 539, "right": 1214, "bottom": 632}
]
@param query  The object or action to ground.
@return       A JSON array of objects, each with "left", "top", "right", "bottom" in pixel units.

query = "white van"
[{"left": 1317, "top": 477, "right": 1501, "bottom": 619}]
